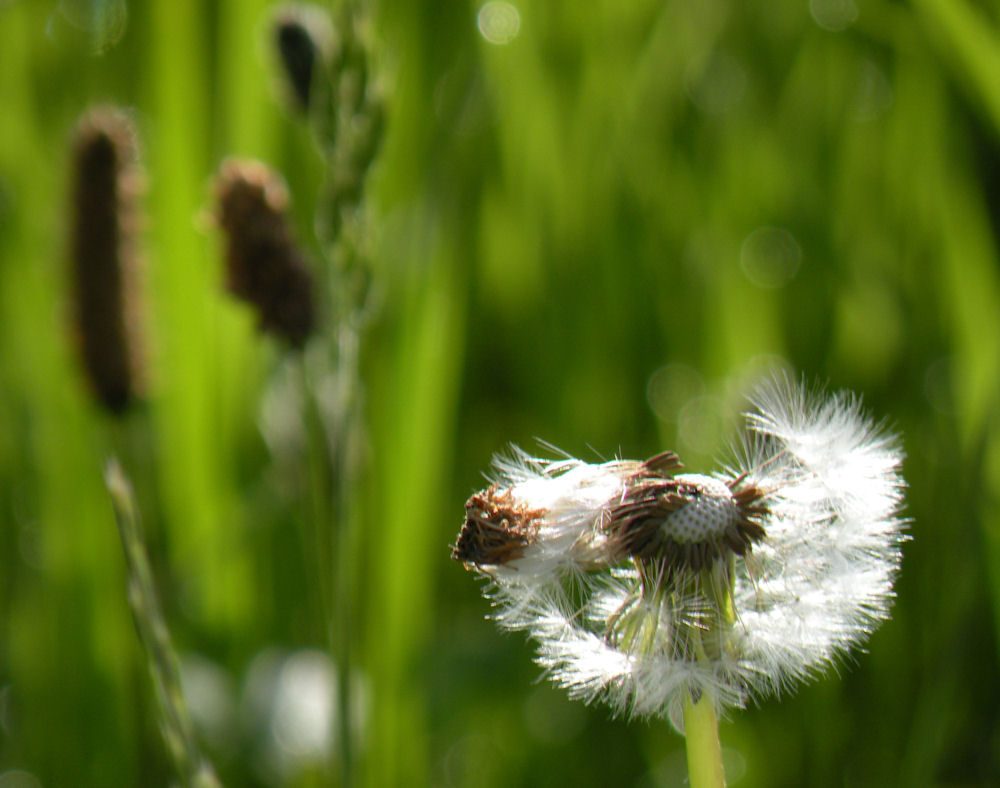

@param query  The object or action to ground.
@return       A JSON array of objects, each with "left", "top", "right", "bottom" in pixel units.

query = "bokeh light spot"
[
  {"left": 647, "top": 363, "right": 705, "bottom": 423},
  {"left": 740, "top": 226, "right": 801, "bottom": 289},
  {"left": 477, "top": 2, "right": 520, "bottom": 45},
  {"left": 272, "top": 650, "right": 336, "bottom": 759},
  {"left": 853, "top": 60, "right": 893, "bottom": 122},
  {"left": 809, "top": 0, "right": 858, "bottom": 32},
  {"left": 685, "top": 52, "right": 747, "bottom": 115},
  {"left": 678, "top": 395, "right": 726, "bottom": 455},
  {"left": 0, "top": 771, "right": 42, "bottom": 788}
]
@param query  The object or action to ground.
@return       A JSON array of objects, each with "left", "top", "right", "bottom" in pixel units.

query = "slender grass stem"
[
  {"left": 104, "top": 458, "right": 221, "bottom": 788},
  {"left": 299, "top": 356, "right": 335, "bottom": 633},
  {"left": 300, "top": 347, "right": 357, "bottom": 786},
  {"left": 683, "top": 692, "right": 726, "bottom": 788},
  {"left": 329, "top": 331, "right": 362, "bottom": 788}
]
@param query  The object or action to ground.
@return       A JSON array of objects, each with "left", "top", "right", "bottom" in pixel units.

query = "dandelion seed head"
[{"left": 452, "top": 374, "right": 907, "bottom": 729}]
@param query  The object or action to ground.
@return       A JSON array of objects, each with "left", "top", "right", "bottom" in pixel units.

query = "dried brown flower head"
[
  {"left": 214, "top": 159, "right": 317, "bottom": 347},
  {"left": 452, "top": 487, "right": 543, "bottom": 566}
]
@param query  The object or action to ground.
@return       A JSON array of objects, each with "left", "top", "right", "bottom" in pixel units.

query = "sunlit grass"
[{"left": 1, "top": 0, "right": 999, "bottom": 785}]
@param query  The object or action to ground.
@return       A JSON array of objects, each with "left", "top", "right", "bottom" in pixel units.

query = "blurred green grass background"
[{"left": 2, "top": 0, "right": 1000, "bottom": 785}]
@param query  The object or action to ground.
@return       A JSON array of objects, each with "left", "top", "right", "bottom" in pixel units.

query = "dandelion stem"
[{"left": 683, "top": 692, "right": 726, "bottom": 788}]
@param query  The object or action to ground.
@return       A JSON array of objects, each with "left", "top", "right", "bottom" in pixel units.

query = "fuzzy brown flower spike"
[
  {"left": 214, "top": 159, "right": 316, "bottom": 348},
  {"left": 70, "top": 106, "right": 144, "bottom": 414}
]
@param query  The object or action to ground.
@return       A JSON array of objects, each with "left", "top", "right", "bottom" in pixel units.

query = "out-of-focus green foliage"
[{"left": 1, "top": 0, "right": 999, "bottom": 785}]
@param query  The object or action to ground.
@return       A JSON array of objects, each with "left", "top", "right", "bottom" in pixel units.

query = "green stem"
[
  {"left": 683, "top": 692, "right": 726, "bottom": 788},
  {"left": 684, "top": 564, "right": 734, "bottom": 787},
  {"left": 104, "top": 458, "right": 221, "bottom": 788},
  {"left": 300, "top": 349, "right": 356, "bottom": 786}
]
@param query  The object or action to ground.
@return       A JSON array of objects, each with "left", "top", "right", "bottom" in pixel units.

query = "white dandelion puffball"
[{"left": 451, "top": 375, "right": 907, "bottom": 730}]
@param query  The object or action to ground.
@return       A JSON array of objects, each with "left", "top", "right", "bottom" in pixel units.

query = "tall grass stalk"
[
  {"left": 279, "top": 2, "right": 384, "bottom": 781},
  {"left": 104, "top": 458, "right": 220, "bottom": 788}
]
